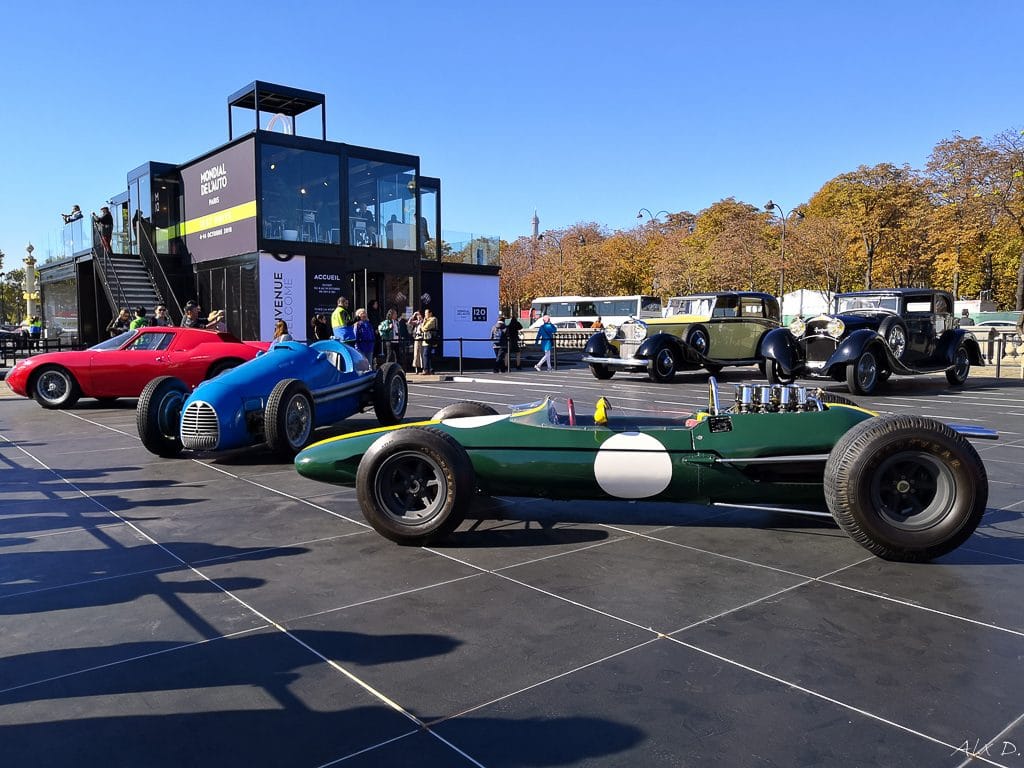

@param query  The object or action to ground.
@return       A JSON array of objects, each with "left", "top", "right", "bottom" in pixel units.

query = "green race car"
[{"left": 294, "top": 380, "right": 995, "bottom": 562}]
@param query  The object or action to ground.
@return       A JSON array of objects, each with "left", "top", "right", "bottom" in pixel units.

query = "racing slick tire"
[
  {"left": 32, "top": 365, "right": 81, "bottom": 409},
  {"left": 431, "top": 401, "right": 499, "bottom": 421},
  {"left": 356, "top": 426, "right": 474, "bottom": 544},
  {"left": 137, "top": 376, "right": 187, "bottom": 457},
  {"left": 372, "top": 362, "right": 409, "bottom": 425},
  {"left": 648, "top": 346, "right": 677, "bottom": 383},
  {"left": 589, "top": 363, "right": 615, "bottom": 380},
  {"left": 845, "top": 350, "right": 880, "bottom": 395},
  {"left": 265, "top": 379, "right": 315, "bottom": 458},
  {"left": 824, "top": 415, "right": 987, "bottom": 562},
  {"left": 945, "top": 343, "right": 971, "bottom": 386}
]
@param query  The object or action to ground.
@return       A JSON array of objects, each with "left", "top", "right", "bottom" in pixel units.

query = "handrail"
[
  {"left": 135, "top": 219, "right": 183, "bottom": 325},
  {"left": 91, "top": 223, "right": 129, "bottom": 312}
]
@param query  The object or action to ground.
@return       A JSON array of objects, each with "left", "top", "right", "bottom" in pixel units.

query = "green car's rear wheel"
[
  {"left": 431, "top": 401, "right": 498, "bottom": 421},
  {"left": 356, "top": 427, "right": 474, "bottom": 544},
  {"left": 825, "top": 415, "right": 987, "bottom": 562}
]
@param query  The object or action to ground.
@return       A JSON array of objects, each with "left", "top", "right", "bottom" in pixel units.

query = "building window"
[
  {"left": 260, "top": 146, "right": 340, "bottom": 244},
  {"left": 347, "top": 158, "right": 416, "bottom": 250}
]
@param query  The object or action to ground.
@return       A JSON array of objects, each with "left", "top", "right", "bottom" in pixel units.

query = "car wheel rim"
[
  {"left": 285, "top": 395, "right": 312, "bottom": 447},
  {"left": 655, "top": 349, "right": 674, "bottom": 377},
  {"left": 691, "top": 332, "right": 708, "bottom": 355},
  {"left": 157, "top": 391, "right": 185, "bottom": 434},
  {"left": 857, "top": 353, "right": 877, "bottom": 389},
  {"left": 375, "top": 451, "right": 446, "bottom": 524},
  {"left": 389, "top": 376, "right": 406, "bottom": 414},
  {"left": 870, "top": 451, "right": 956, "bottom": 530},
  {"left": 38, "top": 371, "right": 68, "bottom": 403},
  {"left": 888, "top": 327, "right": 906, "bottom": 358},
  {"left": 953, "top": 348, "right": 969, "bottom": 380}
]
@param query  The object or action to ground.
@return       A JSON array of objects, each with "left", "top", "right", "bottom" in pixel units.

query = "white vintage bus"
[{"left": 528, "top": 295, "right": 663, "bottom": 329}]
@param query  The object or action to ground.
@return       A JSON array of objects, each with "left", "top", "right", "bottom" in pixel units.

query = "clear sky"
[{"left": 1, "top": 0, "right": 1021, "bottom": 266}]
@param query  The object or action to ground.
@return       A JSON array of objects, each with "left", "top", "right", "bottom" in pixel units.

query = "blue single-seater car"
[{"left": 136, "top": 339, "right": 408, "bottom": 458}]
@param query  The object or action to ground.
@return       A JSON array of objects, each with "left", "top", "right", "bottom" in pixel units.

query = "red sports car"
[{"left": 6, "top": 327, "right": 270, "bottom": 409}]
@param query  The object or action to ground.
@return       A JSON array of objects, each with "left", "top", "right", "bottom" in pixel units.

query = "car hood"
[{"left": 805, "top": 312, "right": 885, "bottom": 333}]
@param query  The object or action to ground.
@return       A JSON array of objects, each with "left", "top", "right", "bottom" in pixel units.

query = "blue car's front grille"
[
  {"left": 181, "top": 401, "right": 219, "bottom": 450},
  {"left": 805, "top": 335, "right": 837, "bottom": 368}
]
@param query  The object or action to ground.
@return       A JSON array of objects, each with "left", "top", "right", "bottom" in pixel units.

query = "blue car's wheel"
[
  {"left": 356, "top": 427, "right": 473, "bottom": 545},
  {"left": 137, "top": 376, "right": 186, "bottom": 457},
  {"left": 373, "top": 362, "right": 408, "bottom": 425},
  {"left": 265, "top": 378, "right": 314, "bottom": 458}
]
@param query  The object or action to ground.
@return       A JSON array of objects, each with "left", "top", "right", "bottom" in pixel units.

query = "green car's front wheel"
[
  {"left": 825, "top": 415, "right": 987, "bottom": 562},
  {"left": 356, "top": 427, "right": 475, "bottom": 544}
]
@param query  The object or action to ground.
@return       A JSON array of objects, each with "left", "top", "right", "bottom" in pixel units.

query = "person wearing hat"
[
  {"left": 181, "top": 301, "right": 204, "bottom": 328},
  {"left": 206, "top": 309, "right": 227, "bottom": 332},
  {"left": 92, "top": 206, "right": 114, "bottom": 253}
]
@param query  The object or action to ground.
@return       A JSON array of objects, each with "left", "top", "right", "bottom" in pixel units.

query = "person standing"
[
  {"left": 331, "top": 297, "right": 354, "bottom": 341},
  {"left": 378, "top": 308, "right": 400, "bottom": 363},
  {"left": 152, "top": 305, "right": 172, "bottom": 326},
  {"left": 107, "top": 308, "right": 132, "bottom": 337},
  {"left": 420, "top": 308, "right": 438, "bottom": 375},
  {"left": 506, "top": 315, "right": 523, "bottom": 370},
  {"left": 272, "top": 319, "right": 293, "bottom": 343},
  {"left": 354, "top": 308, "right": 376, "bottom": 361},
  {"left": 409, "top": 311, "right": 424, "bottom": 373},
  {"left": 310, "top": 313, "right": 331, "bottom": 340},
  {"left": 181, "top": 301, "right": 204, "bottom": 328},
  {"left": 397, "top": 314, "right": 411, "bottom": 367},
  {"left": 207, "top": 310, "right": 227, "bottom": 332},
  {"left": 534, "top": 314, "right": 557, "bottom": 371},
  {"left": 92, "top": 206, "right": 114, "bottom": 253},
  {"left": 491, "top": 314, "right": 509, "bottom": 373},
  {"left": 129, "top": 306, "right": 148, "bottom": 329}
]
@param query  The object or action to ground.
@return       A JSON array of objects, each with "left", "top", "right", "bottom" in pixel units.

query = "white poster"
[
  {"left": 441, "top": 272, "right": 499, "bottom": 359},
  {"left": 259, "top": 252, "right": 307, "bottom": 342}
]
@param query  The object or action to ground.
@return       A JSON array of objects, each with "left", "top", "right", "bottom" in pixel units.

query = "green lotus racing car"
[{"left": 294, "top": 380, "right": 996, "bottom": 562}]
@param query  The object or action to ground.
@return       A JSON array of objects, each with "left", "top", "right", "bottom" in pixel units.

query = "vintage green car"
[
  {"left": 294, "top": 380, "right": 995, "bottom": 562},
  {"left": 582, "top": 292, "right": 780, "bottom": 382}
]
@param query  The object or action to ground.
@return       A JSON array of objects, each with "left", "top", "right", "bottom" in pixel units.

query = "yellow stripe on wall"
[{"left": 159, "top": 200, "right": 257, "bottom": 239}]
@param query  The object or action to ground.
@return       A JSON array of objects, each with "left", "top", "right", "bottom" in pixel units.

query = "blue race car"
[{"left": 136, "top": 340, "right": 408, "bottom": 458}]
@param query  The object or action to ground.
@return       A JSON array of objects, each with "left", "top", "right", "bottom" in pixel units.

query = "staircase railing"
[
  {"left": 91, "top": 222, "right": 129, "bottom": 312},
  {"left": 135, "top": 219, "right": 183, "bottom": 325}
]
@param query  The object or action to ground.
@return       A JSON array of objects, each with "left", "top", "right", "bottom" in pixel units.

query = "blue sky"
[{"left": 1, "top": 0, "right": 1021, "bottom": 267}]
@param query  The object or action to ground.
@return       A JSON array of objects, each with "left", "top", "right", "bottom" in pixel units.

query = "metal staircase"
[{"left": 106, "top": 253, "right": 161, "bottom": 314}]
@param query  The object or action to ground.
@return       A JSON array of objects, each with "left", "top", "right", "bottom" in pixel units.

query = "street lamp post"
[
  {"left": 539, "top": 232, "right": 586, "bottom": 294},
  {"left": 637, "top": 208, "right": 670, "bottom": 223},
  {"left": 764, "top": 200, "right": 800, "bottom": 303}
]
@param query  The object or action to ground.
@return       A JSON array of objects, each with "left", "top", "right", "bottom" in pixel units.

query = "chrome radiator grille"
[{"left": 181, "top": 401, "right": 219, "bottom": 449}]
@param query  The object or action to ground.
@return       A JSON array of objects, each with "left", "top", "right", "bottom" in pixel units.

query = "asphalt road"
[{"left": 1, "top": 363, "right": 1023, "bottom": 767}]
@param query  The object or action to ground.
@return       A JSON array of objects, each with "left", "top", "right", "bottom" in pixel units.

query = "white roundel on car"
[{"left": 593, "top": 432, "right": 672, "bottom": 498}]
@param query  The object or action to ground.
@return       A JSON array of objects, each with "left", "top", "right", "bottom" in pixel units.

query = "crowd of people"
[{"left": 94, "top": 296, "right": 567, "bottom": 375}]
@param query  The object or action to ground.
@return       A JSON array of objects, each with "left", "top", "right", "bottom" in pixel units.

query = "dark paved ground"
[{"left": 2, "top": 364, "right": 1023, "bottom": 767}]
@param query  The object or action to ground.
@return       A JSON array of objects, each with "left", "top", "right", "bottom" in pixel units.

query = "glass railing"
[
  {"left": 430, "top": 230, "right": 500, "bottom": 266},
  {"left": 42, "top": 217, "right": 94, "bottom": 261}
]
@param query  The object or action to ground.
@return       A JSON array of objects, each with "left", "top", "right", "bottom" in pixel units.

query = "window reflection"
[
  {"left": 347, "top": 158, "right": 416, "bottom": 250},
  {"left": 260, "top": 146, "right": 340, "bottom": 244}
]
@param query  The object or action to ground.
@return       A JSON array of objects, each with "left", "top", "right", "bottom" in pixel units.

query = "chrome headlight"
[
  {"left": 826, "top": 318, "right": 845, "bottom": 338},
  {"left": 788, "top": 318, "right": 806, "bottom": 337}
]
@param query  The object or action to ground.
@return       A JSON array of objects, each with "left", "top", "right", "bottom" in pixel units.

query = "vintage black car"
[{"left": 760, "top": 289, "right": 984, "bottom": 395}]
